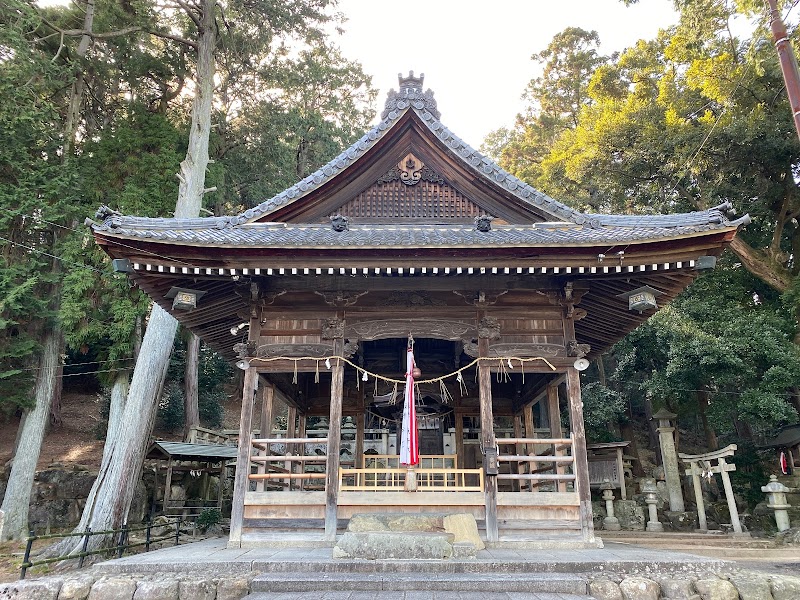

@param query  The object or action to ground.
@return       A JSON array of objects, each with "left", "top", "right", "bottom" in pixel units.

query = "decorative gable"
[{"left": 333, "top": 152, "right": 489, "bottom": 222}]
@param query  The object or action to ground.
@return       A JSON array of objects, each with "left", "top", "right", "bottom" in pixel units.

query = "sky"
[{"left": 330, "top": 0, "right": 679, "bottom": 146}]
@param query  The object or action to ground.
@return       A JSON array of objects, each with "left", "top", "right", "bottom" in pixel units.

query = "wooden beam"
[{"left": 229, "top": 366, "right": 258, "bottom": 546}]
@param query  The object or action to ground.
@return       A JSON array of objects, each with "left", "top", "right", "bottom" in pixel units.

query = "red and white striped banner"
[{"left": 399, "top": 347, "right": 419, "bottom": 466}]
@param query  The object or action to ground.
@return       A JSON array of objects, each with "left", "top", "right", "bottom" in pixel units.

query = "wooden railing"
[
  {"left": 250, "top": 437, "right": 327, "bottom": 491},
  {"left": 496, "top": 435, "right": 576, "bottom": 492},
  {"left": 339, "top": 466, "right": 483, "bottom": 492},
  {"left": 363, "top": 454, "right": 457, "bottom": 469}
]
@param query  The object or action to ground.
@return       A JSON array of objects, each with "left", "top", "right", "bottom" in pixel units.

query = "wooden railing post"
[{"left": 478, "top": 332, "right": 498, "bottom": 543}]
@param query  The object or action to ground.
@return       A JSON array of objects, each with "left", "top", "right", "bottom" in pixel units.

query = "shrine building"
[{"left": 89, "top": 73, "right": 748, "bottom": 549}]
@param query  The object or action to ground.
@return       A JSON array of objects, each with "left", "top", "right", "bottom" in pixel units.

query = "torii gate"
[{"left": 679, "top": 444, "right": 742, "bottom": 534}]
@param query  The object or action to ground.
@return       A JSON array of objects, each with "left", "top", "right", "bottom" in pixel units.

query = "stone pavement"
[{"left": 244, "top": 594, "right": 592, "bottom": 600}]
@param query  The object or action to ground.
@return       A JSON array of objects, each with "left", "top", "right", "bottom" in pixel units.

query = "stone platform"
[{"left": 5, "top": 535, "right": 800, "bottom": 599}]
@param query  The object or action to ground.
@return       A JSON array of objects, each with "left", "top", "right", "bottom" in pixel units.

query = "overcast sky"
[{"left": 331, "top": 0, "right": 679, "bottom": 146}]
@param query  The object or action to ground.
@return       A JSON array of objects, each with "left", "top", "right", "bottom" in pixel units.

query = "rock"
[
  {"left": 614, "top": 500, "right": 646, "bottom": 530},
  {"left": 385, "top": 514, "right": 441, "bottom": 531},
  {"left": 133, "top": 580, "right": 178, "bottom": 600},
  {"left": 655, "top": 577, "right": 698, "bottom": 599},
  {"left": 215, "top": 578, "right": 250, "bottom": 600},
  {"left": 0, "top": 578, "right": 62, "bottom": 600},
  {"left": 694, "top": 578, "right": 738, "bottom": 600},
  {"left": 442, "top": 514, "right": 484, "bottom": 550},
  {"left": 178, "top": 579, "right": 215, "bottom": 600},
  {"left": 588, "top": 578, "right": 623, "bottom": 600},
  {"left": 619, "top": 577, "right": 659, "bottom": 600},
  {"left": 87, "top": 577, "right": 136, "bottom": 600},
  {"left": 58, "top": 576, "right": 96, "bottom": 600},
  {"left": 346, "top": 513, "right": 389, "bottom": 532},
  {"left": 727, "top": 575, "right": 772, "bottom": 600},
  {"left": 334, "top": 531, "right": 454, "bottom": 560},
  {"left": 771, "top": 575, "right": 800, "bottom": 600},
  {"left": 775, "top": 527, "right": 800, "bottom": 545},
  {"left": 664, "top": 511, "right": 697, "bottom": 532}
]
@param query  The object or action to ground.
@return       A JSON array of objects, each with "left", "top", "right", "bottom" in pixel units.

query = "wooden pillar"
[
  {"left": 478, "top": 334, "right": 498, "bottom": 543},
  {"left": 566, "top": 367, "right": 595, "bottom": 544},
  {"left": 229, "top": 366, "right": 258, "bottom": 546},
  {"left": 286, "top": 406, "right": 297, "bottom": 491},
  {"left": 217, "top": 461, "right": 226, "bottom": 512},
  {"left": 548, "top": 383, "right": 566, "bottom": 492},
  {"left": 355, "top": 412, "right": 365, "bottom": 468},
  {"left": 163, "top": 458, "right": 174, "bottom": 514},
  {"left": 455, "top": 411, "right": 465, "bottom": 469},
  {"left": 259, "top": 382, "right": 274, "bottom": 439},
  {"left": 513, "top": 416, "right": 523, "bottom": 491},
  {"left": 325, "top": 337, "right": 344, "bottom": 541},
  {"left": 524, "top": 403, "right": 537, "bottom": 492}
]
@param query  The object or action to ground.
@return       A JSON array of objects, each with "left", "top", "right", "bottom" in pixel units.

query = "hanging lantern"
[
  {"left": 616, "top": 285, "right": 663, "bottom": 313},
  {"left": 165, "top": 287, "right": 207, "bottom": 311}
]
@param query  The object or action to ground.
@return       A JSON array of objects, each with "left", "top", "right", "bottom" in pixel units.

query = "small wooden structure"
[
  {"left": 587, "top": 441, "right": 631, "bottom": 500},
  {"left": 146, "top": 441, "right": 237, "bottom": 518},
  {"left": 91, "top": 73, "right": 747, "bottom": 548}
]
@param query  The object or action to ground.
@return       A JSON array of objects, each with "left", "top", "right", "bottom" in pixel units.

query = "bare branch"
[
  {"left": 39, "top": 17, "right": 142, "bottom": 40},
  {"left": 147, "top": 29, "right": 198, "bottom": 50},
  {"left": 173, "top": 0, "right": 202, "bottom": 28}
]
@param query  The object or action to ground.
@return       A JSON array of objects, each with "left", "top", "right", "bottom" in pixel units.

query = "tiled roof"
[{"left": 91, "top": 213, "right": 743, "bottom": 249}]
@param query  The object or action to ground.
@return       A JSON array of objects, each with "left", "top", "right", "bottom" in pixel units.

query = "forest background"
[{"left": 0, "top": 0, "right": 799, "bottom": 547}]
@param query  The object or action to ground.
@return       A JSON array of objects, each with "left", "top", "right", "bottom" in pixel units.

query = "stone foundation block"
[
  {"left": 87, "top": 577, "right": 136, "bottom": 600},
  {"left": 694, "top": 578, "right": 738, "bottom": 600},
  {"left": 589, "top": 578, "right": 623, "bottom": 600},
  {"left": 58, "top": 576, "right": 95, "bottom": 600},
  {"left": 654, "top": 577, "right": 698, "bottom": 599},
  {"left": 215, "top": 578, "right": 250, "bottom": 600},
  {"left": 727, "top": 575, "right": 772, "bottom": 600},
  {"left": 333, "top": 531, "right": 455, "bottom": 560},
  {"left": 178, "top": 579, "right": 215, "bottom": 600},
  {"left": 133, "top": 580, "right": 178, "bottom": 600},
  {"left": 771, "top": 575, "right": 800, "bottom": 600},
  {"left": 0, "top": 578, "right": 62, "bottom": 600},
  {"left": 619, "top": 577, "right": 659, "bottom": 600},
  {"left": 443, "top": 513, "right": 484, "bottom": 550}
]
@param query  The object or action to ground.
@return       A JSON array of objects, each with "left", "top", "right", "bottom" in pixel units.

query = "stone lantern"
[
  {"left": 761, "top": 475, "right": 792, "bottom": 532},
  {"left": 651, "top": 407, "right": 685, "bottom": 512},
  {"left": 641, "top": 478, "right": 663, "bottom": 532},
  {"left": 601, "top": 479, "right": 621, "bottom": 531}
]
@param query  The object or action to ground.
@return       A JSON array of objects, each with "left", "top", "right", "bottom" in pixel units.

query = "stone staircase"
[{"left": 243, "top": 559, "right": 591, "bottom": 596}]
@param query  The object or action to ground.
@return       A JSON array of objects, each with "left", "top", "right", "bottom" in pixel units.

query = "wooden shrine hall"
[{"left": 89, "top": 72, "right": 748, "bottom": 549}]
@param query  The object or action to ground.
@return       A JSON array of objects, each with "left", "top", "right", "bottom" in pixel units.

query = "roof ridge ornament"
[{"left": 381, "top": 70, "right": 441, "bottom": 120}]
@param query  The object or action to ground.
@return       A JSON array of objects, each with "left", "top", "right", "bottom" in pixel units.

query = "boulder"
[
  {"left": 58, "top": 576, "right": 95, "bottom": 600},
  {"left": 443, "top": 513, "right": 484, "bottom": 550},
  {"left": 771, "top": 575, "right": 800, "bottom": 600},
  {"left": 177, "top": 580, "right": 215, "bottom": 600},
  {"left": 132, "top": 580, "right": 178, "bottom": 600},
  {"left": 694, "top": 578, "right": 738, "bottom": 600},
  {"left": 664, "top": 511, "right": 698, "bottom": 532},
  {"left": 727, "top": 575, "right": 773, "bottom": 600},
  {"left": 87, "top": 577, "right": 136, "bottom": 600},
  {"left": 588, "top": 578, "right": 623, "bottom": 600},
  {"left": 0, "top": 578, "right": 62, "bottom": 600},
  {"left": 333, "top": 531, "right": 454, "bottom": 560},
  {"left": 619, "top": 577, "right": 659, "bottom": 600},
  {"left": 654, "top": 576, "right": 698, "bottom": 599},
  {"left": 614, "top": 500, "right": 646, "bottom": 530},
  {"left": 215, "top": 578, "right": 250, "bottom": 600}
]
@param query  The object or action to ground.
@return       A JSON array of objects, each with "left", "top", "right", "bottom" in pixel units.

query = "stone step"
[
  {"left": 250, "top": 571, "right": 588, "bottom": 594},
  {"left": 245, "top": 593, "right": 595, "bottom": 600},
  {"left": 600, "top": 533, "right": 773, "bottom": 548}
]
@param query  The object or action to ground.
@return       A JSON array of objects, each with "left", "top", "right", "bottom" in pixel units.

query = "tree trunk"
[
  {"left": 697, "top": 390, "right": 718, "bottom": 451},
  {"left": 643, "top": 394, "right": 659, "bottom": 460},
  {"left": 183, "top": 333, "right": 200, "bottom": 441},
  {"left": 0, "top": 327, "right": 62, "bottom": 540},
  {"left": 45, "top": 0, "right": 216, "bottom": 555},
  {"left": 101, "top": 371, "right": 129, "bottom": 469}
]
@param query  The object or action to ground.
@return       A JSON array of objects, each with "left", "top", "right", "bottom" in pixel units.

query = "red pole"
[{"left": 766, "top": 0, "right": 800, "bottom": 140}]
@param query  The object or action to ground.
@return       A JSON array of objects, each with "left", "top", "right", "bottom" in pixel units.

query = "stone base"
[{"left": 333, "top": 513, "right": 483, "bottom": 560}]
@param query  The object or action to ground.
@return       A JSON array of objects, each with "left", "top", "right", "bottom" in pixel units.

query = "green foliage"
[
  {"left": 196, "top": 507, "right": 221, "bottom": 532},
  {"left": 580, "top": 381, "right": 627, "bottom": 442},
  {"left": 158, "top": 381, "right": 185, "bottom": 433}
]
